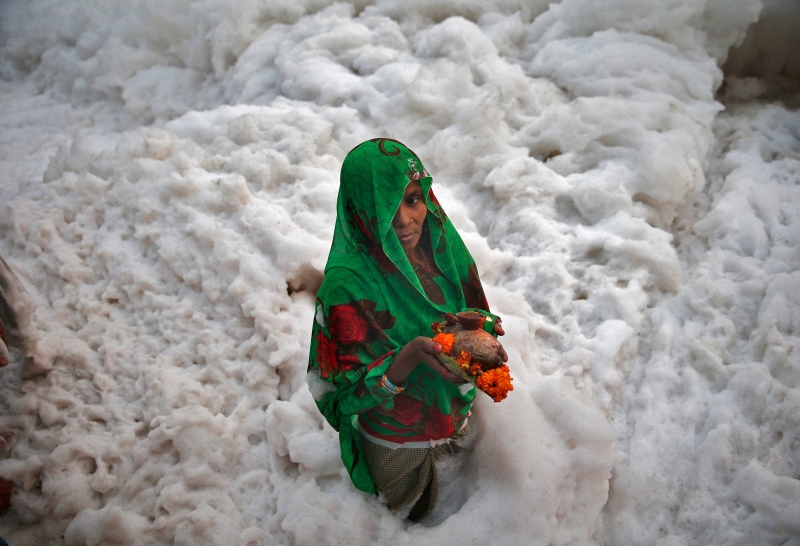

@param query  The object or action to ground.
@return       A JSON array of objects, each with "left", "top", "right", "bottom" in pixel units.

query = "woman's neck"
[{"left": 406, "top": 246, "right": 431, "bottom": 272}]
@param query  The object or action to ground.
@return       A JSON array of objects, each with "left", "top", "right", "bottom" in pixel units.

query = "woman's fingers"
[
  {"left": 420, "top": 351, "right": 446, "bottom": 372},
  {"left": 417, "top": 343, "right": 467, "bottom": 384},
  {"left": 415, "top": 336, "right": 442, "bottom": 356},
  {"left": 431, "top": 360, "right": 462, "bottom": 383},
  {"left": 493, "top": 322, "right": 505, "bottom": 336}
]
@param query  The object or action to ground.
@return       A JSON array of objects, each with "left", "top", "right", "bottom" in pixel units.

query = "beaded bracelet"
[{"left": 379, "top": 373, "right": 407, "bottom": 395}]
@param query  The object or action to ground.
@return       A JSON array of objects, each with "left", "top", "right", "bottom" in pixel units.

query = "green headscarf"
[{"left": 308, "top": 138, "right": 495, "bottom": 493}]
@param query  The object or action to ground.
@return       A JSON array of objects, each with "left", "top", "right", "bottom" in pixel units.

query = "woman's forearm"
[{"left": 385, "top": 339, "right": 425, "bottom": 384}]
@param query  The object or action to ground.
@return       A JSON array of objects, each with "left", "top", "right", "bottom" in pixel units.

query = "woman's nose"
[{"left": 392, "top": 205, "right": 411, "bottom": 227}]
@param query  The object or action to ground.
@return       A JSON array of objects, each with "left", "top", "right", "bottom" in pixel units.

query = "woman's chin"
[{"left": 398, "top": 238, "right": 418, "bottom": 252}]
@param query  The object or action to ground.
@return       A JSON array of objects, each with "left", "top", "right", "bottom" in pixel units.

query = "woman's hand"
[
  {"left": 491, "top": 320, "right": 509, "bottom": 362},
  {"left": 386, "top": 336, "right": 464, "bottom": 385}
]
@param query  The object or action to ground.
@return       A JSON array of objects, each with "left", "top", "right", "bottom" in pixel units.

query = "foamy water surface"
[{"left": 0, "top": 0, "right": 798, "bottom": 544}]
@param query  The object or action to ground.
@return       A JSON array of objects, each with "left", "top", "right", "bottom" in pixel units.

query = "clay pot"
[
  {"left": 440, "top": 312, "right": 506, "bottom": 371},
  {"left": 455, "top": 311, "right": 484, "bottom": 330}
]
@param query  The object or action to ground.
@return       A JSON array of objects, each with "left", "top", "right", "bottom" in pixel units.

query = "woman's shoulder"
[
  {"left": 322, "top": 263, "right": 371, "bottom": 284},
  {"left": 320, "top": 263, "right": 378, "bottom": 293},
  {"left": 318, "top": 263, "right": 387, "bottom": 303}
]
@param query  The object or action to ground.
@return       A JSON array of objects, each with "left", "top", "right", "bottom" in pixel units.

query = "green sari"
[{"left": 307, "top": 139, "right": 497, "bottom": 494}]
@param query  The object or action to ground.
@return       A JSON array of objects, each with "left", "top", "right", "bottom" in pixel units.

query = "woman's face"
[{"left": 391, "top": 180, "right": 427, "bottom": 252}]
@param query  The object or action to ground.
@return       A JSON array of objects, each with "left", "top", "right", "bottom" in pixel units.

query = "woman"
[{"left": 307, "top": 138, "right": 504, "bottom": 521}]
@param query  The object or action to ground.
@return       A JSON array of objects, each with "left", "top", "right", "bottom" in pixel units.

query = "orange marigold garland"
[
  {"left": 432, "top": 332, "right": 455, "bottom": 355},
  {"left": 475, "top": 364, "right": 514, "bottom": 402}
]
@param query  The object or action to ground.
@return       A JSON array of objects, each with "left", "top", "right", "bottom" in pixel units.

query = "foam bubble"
[{"left": 1, "top": 0, "right": 798, "bottom": 544}]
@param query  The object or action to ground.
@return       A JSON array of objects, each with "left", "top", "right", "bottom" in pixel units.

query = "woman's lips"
[{"left": 397, "top": 231, "right": 416, "bottom": 244}]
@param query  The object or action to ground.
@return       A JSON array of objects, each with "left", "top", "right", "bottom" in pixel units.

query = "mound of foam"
[{"left": 1, "top": 0, "right": 798, "bottom": 544}]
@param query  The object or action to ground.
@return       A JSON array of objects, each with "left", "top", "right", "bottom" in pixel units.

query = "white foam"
[{"left": 0, "top": 0, "right": 798, "bottom": 544}]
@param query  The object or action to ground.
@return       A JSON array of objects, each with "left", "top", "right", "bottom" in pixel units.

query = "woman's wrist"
[
  {"left": 386, "top": 338, "right": 430, "bottom": 384},
  {"left": 385, "top": 345, "right": 417, "bottom": 384},
  {"left": 378, "top": 373, "right": 406, "bottom": 395}
]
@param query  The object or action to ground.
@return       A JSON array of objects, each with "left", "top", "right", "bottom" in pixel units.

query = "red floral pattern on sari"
[
  {"left": 462, "top": 263, "right": 490, "bottom": 310},
  {"left": 315, "top": 331, "right": 338, "bottom": 379},
  {"left": 315, "top": 331, "right": 362, "bottom": 379},
  {"left": 424, "top": 406, "right": 455, "bottom": 440},
  {"left": 329, "top": 304, "right": 369, "bottom": 345},
  {"left": 348, "top": 201, "right": 397, "bottom": 274},
  {"left": 428, "top": 189, "right": 447, "bottom": 228},
  {"left": 391, "top": 394, "right": 425, "bottom": 426}
]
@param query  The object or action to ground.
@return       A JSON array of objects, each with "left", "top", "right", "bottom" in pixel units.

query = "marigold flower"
[
  {"left": 476, "top": 364, "right": 514, "bottom": 402},
  {"left": 456, "top": 350, "right": 471, "bottom": 369},
  {"left": 432, "top": 332, "right": 455, "bottom": 355},
  {"left": 468, "top": 363, "right": 482, "bottom": 376}
]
